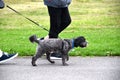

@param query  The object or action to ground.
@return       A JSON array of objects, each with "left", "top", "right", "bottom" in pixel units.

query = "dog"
[{"left": 29, "top": 35, "right": 87, "bottom": 66}]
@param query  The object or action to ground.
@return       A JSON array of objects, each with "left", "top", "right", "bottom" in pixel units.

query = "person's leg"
[
  {"left": 47, "top": 6, "right": 62, "bottom": 38},
  {"left": 45, "top": 6, "right": 62, "bottom": 59},
  {"left": 46, "top": 7, "right": 71, "bottom": 59},
  {"left": 47, "top": 7, "right": 71, "bottom": 38},
  {"left": 57, "top": 7, "right": 71, "bottom": 34}
]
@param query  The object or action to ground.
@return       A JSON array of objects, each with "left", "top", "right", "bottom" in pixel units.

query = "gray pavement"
[{"left": 0, "top": 57, "right": 120, "bottom": 80}]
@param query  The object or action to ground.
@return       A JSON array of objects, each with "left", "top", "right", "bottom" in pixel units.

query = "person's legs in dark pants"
[
  {"left": 47, "top": 6, "right": 71, "bottom": 58},
  {"left": 47, "top": 6, "right": 71, "bottom": 38},
  {"left": 47, "top": 6, "right": 61, "bottom": 38},
  {"left": 57, "top": 7, "right": 71, "bottom": 34}
]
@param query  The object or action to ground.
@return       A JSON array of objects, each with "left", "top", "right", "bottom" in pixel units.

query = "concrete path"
[{"left": 0, "top": 57, "right": 120, "bottom": 80}]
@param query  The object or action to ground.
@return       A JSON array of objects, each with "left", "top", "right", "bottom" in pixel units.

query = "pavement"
[{"left": 0, "top": 56, "right": 120, "bottom": 80}]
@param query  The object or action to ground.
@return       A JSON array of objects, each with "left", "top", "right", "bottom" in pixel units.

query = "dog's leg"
[
  {"left": 62, "top": 52, "right": 68, "bottom": 66},
  {"left": 46, "top": 52, "right": 55, "bottom": 64},
  {"left": 66, "top": 54, "right": 69, "bottom": 61},
  {"left": 32, "top": 50, "right": 43, "bottom": 66},
  {"left": 32, "top": 56, "right": 37, "bottom": 66}
]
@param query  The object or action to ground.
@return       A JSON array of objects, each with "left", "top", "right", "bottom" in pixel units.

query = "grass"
[{"left": 0, "top": 0, "right": 120, "bottom": 56}]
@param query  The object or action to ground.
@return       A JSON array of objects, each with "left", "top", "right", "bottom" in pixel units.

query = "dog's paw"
[
  {"left": 32, "top": 64, "right": 37, "bottom": 66},
  {"left": 63, "top": 63, "right": 69, "bottom": 66},
  {"left": 31, "top": 60, "right": 37, "bottom": 66},
  {"left": 51, "top": 61, "right": 55, "bottom": 64},
  {"left": 32, "top": 62, "right": 37, "bottom": 66}
]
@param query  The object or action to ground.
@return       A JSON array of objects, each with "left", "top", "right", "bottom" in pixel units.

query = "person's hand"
[{"left": 0, "top": 0, "right": 5, "bottom": 9}]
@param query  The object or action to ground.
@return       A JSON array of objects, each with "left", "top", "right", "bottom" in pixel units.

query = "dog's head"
[{"left": 74, "top": 36, "right": 87, "bottom": 48}]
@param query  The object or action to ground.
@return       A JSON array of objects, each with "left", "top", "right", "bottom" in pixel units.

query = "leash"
[
  {"left": 6, "top": 5, "right": 49, "bottom": 32},
  {"left": 6, "top": 5, "right": 63, "bottom": 39}
]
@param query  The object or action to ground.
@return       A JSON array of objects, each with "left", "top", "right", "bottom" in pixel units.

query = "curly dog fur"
[{"left": 29, "top": 35, "right": 87, "bottom": 66}]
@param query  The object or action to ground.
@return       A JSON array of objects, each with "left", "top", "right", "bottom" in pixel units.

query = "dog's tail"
[{"left": 29, "top": 35, "right": 39, "bottom": 44}]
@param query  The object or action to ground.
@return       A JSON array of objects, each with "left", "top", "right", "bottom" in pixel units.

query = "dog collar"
[{"left": 72, "top": 39, "right": 74, "bottom": 49}]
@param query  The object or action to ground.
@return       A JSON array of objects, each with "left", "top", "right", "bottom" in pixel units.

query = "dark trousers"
[{"left": 47, "top": 6, "right": 71, "bottom": 38}]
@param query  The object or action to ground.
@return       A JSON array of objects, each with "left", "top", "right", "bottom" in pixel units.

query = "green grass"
[{"left": 0, "top": 0, "right": 120, "bottom": 56}]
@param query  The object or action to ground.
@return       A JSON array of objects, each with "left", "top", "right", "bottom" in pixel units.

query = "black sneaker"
[{"left": 0, "top": 50, "right": 18, "bottom": 63}]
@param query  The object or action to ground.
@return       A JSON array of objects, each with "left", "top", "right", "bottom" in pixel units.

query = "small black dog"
[{"left": 29, "top": 35, "right": 87, "bottom": 66}]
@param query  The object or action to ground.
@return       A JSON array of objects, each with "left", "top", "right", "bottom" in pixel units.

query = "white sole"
[{"left": 50, "top": 56, "right": 62, "bottom": 60}]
